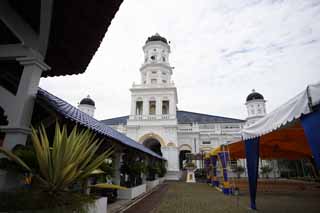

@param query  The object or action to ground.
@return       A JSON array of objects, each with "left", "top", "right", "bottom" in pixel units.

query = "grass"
[{"left": 153, "top": 182, "right": 320, "bottom": 213}]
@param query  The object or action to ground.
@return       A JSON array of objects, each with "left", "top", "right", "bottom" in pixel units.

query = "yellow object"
[
  {"left": 210, "top": 147, "right": 222, "bottom": 156},
  {"left": 204, "top": 153, "right": 211, "bottom": 159},
  {"left": 90, "top": 183, "right": 128, "bottom": 190},
  {"left": 223, "top": 181, "right": 230, "bottom": 188}
]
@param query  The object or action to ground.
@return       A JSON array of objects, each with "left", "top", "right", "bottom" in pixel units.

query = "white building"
[{"left": 99, "top": 34, "right": 248, "bottom": 180}]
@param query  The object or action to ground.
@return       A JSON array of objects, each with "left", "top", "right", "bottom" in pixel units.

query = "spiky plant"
[{"left": 0, "top": 123, "right": 114, "bottom": 193}]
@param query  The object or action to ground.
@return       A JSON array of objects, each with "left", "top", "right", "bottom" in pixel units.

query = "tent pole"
[{"left": 245, "top": 137, "right": 260, "bottom": 210}]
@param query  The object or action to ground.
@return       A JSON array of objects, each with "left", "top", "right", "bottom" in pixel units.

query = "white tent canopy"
[{"left": 243, "top": 82, "right": 320, "bottom": 140}]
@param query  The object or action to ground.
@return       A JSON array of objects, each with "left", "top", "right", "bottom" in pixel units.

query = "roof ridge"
[
  {"left": 177, "top": 110, "right": 244, "bottom": 121},
  {"left": 101, "top": 115, "right": 129, "bottom": 122}
]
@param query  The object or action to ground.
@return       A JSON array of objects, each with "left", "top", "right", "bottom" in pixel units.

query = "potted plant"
[
  {"left": 260, "top": 165, "right": 273, "bottom": 179},
  {"left": 0, "top": 123, "right": 114, "bottom": 212},
  {"left": 232, "top": 165, "right": 245, "bottom": 179},
  {"left": 118, "top": 153, "right": 147, "bottom": 199}
]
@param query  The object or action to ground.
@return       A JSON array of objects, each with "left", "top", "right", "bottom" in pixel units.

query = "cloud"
[{"left": 40, "top": 0, "right": 320, "bottom": 120}]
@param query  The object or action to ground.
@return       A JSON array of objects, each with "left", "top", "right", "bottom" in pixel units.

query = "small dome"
[
  {"left": 146, "top": 33, "right": 168, "bottom": 44},
  {"left": 80, "top": 95, "right": 95, "bottom": 106},
  {"left": 246, "top": 89, "right": 264, "bottom": 102}
]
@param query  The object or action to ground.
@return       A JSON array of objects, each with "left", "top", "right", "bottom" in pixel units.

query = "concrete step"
[{"left": 165, "top": 171, "right": 181, "bottom": 180}]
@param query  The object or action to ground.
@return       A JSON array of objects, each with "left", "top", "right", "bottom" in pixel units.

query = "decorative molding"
[
  {"left": 179, "top": 144, "right": 192, "bottom": 151},
  {"left": 0, "top": 126, "right": 31, "bottom": 135},
  {"left": 138, "top": 132, "right": 166, "bottom": 147},
  {"left": 16, "top": 57, "right": 51, "bottom": 71}
]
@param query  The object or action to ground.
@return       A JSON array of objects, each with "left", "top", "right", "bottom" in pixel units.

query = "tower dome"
[
  {"left": 245, "top": 89, "right": 266, "bottom": 126},
  {"left": 246, "top": 89, "right": 264, "bottom": 102},
  {"left": 80, "top": 95, "right": 95, "bottom": 106},
  {"left": 146, "top": 33, "right": 168, "bottom": 44},
  {"left": 78, "top": 95, "right": 96, "bottom": 117}
]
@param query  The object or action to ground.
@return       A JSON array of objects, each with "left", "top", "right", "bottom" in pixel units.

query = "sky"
[{"left": 40, "top": 0, "right": 320, "bottom": 120}]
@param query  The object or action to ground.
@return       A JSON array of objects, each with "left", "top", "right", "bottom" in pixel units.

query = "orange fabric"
[{"left": 227, "top": 122, "right": 312, "bottom": 160}]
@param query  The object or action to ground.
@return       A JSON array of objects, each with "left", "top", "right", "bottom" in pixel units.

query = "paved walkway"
[{"left": 123, "top": 181, "right": 320, "bottom": 213}]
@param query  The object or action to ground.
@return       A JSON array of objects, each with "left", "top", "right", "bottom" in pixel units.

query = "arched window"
[
  {"left": 136, "top": 98, "right": 143, "bottom": 115},
  {"left": 162, "top": 100, "right": 169, "bottom": 114}
]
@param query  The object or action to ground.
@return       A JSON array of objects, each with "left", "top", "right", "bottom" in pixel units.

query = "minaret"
[
  {"left": 129, "top": 33, "right": 178, "bottom": 120},
  {"left": 127, "top": 34, "right": 180, "bottom": 177},
  {"left": 78, "top": 95, "right": 96, "bottom": 117},
  {"left": 245, "top": 89, "right": 266, "bottom": 126},
  {"left": 140, "top": 33, "right": 173, "bottom": 85}
]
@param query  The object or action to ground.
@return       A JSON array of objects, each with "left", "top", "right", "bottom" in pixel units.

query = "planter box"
[
  {"left": 146, "top": 179, "right": 159, "bottom": 191},
  {"left": 118, "top": 184, "right": 146, "bottom": 200},
  {"left": 89, "top": 197, "right": 108, "bottom": 213},
  {"left": 159, "top": 177, "right": 165, "bottom": 184},
  {"left": 12, "top": 197, "right": 108, "bottom": 213}
]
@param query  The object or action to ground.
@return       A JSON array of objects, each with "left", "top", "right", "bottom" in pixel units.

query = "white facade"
[{"left": 102, "top": 34, "right": 245, "bottom": 179}]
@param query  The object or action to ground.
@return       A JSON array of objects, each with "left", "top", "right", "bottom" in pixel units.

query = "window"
[
  {"left": 143, "top": 80, "right": 146, "bottom": 84},
  {"left": 150, "top": 55, "right": 156, "bottom": 60},
  {"left": 153, "top": 48, "right": 157, "bottom": 51},
  {"left": 202, "top": 141, "right": 211, "bottom": 145},
  {"left": 149, "top": 101, "right": 156, "bottom": 115},
  {"left": 257, "top": 109, "right": 262, "bottom": 113},
  {"left": 162, "top": 80, "right": 167, "bottom": 83},
  {"left": 152, "top": 71, "right": 157, "bottom": 74},
  {"left": 251, "top": 109, "right": 254, "bottom": 114},
  {"left": 162, "top": 100, "right": 169, "bottom": 114},
  {"left": 151, "top": 79, "right": 157, "bottom": 84},
  {"left": 162, "top": 72, "right": 166, "bottom": 75},
  {"left": 162, "top": 56, "right": 166, "bottom": 62},
  {"left": 136, "top": 101, "right": 143, "bottom": 115}
]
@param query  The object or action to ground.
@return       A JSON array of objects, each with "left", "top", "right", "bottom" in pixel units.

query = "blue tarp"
[
  {"left": 37, "top": 88, "right": 166, "bottom": 160},
  {"left": 301, "top": 110, "right": 320, "bottom": 170},
  {"left": 245, "top": 137, "right": 260, "bottom": 210}
]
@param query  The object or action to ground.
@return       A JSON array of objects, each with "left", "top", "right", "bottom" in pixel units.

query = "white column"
[
  {"left": 1, "top": 57, "right": 50, "bottom": 150},
  {"left": 156, "top": 97, "right": 161, "bottom": 116},
  {"left": 161, "top": 146, "right": 179, "bottom": 172},
  {"left": 143, "top": 98, "right": 149, "bottom": 115},
  {"left": 113, "top": 151, "right": 121, "bottom": 185},
  {"left": 169, "top": 97, "right": 176, "bottom": 116},
  {"left": 130, "top": 96, "right": 136, "bottom": 116}
]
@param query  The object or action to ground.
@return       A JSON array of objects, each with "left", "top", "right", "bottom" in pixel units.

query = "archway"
[
  {"left": 179, "top": 150, "right": 191, "bottom": 169},
  {"left": 143, "top": 138, "right": 162, "bottom": 156}
]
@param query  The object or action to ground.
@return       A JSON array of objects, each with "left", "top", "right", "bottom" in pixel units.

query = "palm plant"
[
  {"left": 0, "top": 123, "right": 114, "bottom": 193},
  {"left": 260, "top": 165, "right": 273, "bottom": 179}
]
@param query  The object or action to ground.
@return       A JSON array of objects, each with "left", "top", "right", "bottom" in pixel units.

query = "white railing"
[
  {"left": 130, "top": 114, "right": 175, "bottom": 121},
  {"left": 131, "top": 82, "right": 175, "bottom": 89}
]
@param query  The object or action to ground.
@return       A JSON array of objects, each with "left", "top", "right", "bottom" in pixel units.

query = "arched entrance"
[
  {"left": 179, "top": 150, "right": 191, "bottom": 169},
  {"left": 143, "top": 138, "right": 162, "bottom": 156}
]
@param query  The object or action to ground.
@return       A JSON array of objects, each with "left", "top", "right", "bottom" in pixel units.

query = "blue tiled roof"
[
  {"left": 36, "top": 88, "right": 165, "bottom": 160},
  {"left": 101, "top": 116, "right": 129, "bottom": 125},
  {"left": 101, "top": 111, "right": 244, "bottom": 125},
  {"left": 177, "top": 110, "right": 244, "bottom": 124}
]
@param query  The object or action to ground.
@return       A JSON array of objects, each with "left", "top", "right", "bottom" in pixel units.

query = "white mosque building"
[{"left": 78, "top": 33, "right": 268, "bottom": 180}]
